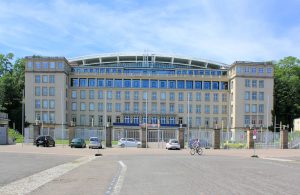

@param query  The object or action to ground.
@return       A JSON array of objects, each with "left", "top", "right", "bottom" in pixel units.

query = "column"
[
  {"left": 106, "top": 125, "right": 112, "bottom": 148},
  {"left": 178, "top": 127, "right": 184, "bottom": 149},
  {"left": 280, "top": 128, "right": 288, "bottom": 149},
  {"left": 213, "top": 128, "right": 220, "bottom": 149},
  {"left": 140, "top": 126, "right": 147, "bottom": 148},
  {"left": 33, "top": 124, "right": 41, "bottom": 142},
  {"left": 247, "top": 128, "right": 254, "bottom": 149}
]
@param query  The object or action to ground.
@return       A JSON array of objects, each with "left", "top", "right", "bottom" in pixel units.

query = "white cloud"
[{"left": 0, "top": 0, "right": 299, "bottom": 63}]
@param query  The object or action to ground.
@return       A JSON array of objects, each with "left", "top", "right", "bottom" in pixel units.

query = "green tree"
[
  {"left": 273, "top": 56, "right": 300, "bottom": 131},
  {"left": 0, "top": 53, "right": 25, "bottom": 132}
]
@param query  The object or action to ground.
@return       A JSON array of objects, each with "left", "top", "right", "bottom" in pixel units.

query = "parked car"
[
  {"left": 118, "top": 138, "right": 141, "bottom": 148},
  {"left": 70, "top": 138, "right": 86, "bottom": 148},
  {"left": 89, "top": 137, "right": 102, "bottom": 149},
  {"left": 166, "top": 139, "right": 180, "bottom": 150},
  {"left": 35, "top": 135, "right": 55, "bottom": 147}
]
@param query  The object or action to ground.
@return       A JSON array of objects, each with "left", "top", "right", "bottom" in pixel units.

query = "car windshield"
[
  {"left": 90, "top": 138, "right": 99, "bottom": 142},
  {"left": 170, "top": 140, "right": 178, "bottom": 143},
  {"left": 72, "top": 138, "right": 81, "bottom": 142}
]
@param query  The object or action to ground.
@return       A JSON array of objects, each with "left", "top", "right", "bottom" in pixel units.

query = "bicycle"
[{"left": 189, "top": 140, "right": 203, "bottom": 155}]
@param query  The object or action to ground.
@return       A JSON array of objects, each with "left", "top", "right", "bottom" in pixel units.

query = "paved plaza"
[{"left": 0, "top": 144, "right": 300, "bottom": 195}]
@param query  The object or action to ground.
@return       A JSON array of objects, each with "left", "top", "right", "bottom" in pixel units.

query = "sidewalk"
[{"left": 0, "top": 144, "right": 299, "bottom": 160}]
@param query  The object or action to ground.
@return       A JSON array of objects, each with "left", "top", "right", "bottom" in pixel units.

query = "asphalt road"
[{"left": 1, "top": 148, "right": 300, "bottom": 195}]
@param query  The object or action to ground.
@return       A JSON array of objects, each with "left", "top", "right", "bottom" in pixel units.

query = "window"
[
  {"left": 134, "top": 102, "right": 139, "bottom": 112},
  {"left": 251, "top": 67, "right": 256, "bottom": 74},
  {"left": 245, "top": 79, "right": 250, "bottom": 87},
  {"left": 107, "top": 91, "right": 112, "bottom": 99},
  {"left": 258, "top": 68, "right": 264, "bottom": 74},
  {"left": 42, "top": 87, "right": 48, "bottom": 96},
  {"left": 169, "top": 117, "right": 175, "bottom": 124},
  {"left": 71, "top": 102, "right": 77, "bottom": 111},
  {"left": 196, "top": 105, "right": 201, "bottom": 113},
  {"left": 177, "top": 80, "right": 184, "bottom": 89},
  {"left": 252, "top": 92, "right": 257, "bottom": 100},
  {"left": 71, "top": 78, "right": 78, "bottom": 87},
  {"left": 125, "top": 91, "right": 130, "bottom": 100},
  {"left": 50, "top": 62, "right": 55, "bottom": 69},
  {"left": 252, "top": 80, "right": 257, "bottom": 88},
  {"left": 203, "top": 81, "right": 211, "bottom": 90},
  {"left": 205, "top": 93, "right": 210, "bottom": 101},
  {"left": 160, "top": 92, "right": 166, "bottom": 100},
  {"left": 178, "top": 104, "right": 184, "bottom": 113},
  {"left": 142, "top": 80, "right": 149, "bottom": 88},
  {"left": 27, "top": 61, "right": 33, "bottom": 69},
  {"left": 151, "top": 103, "right": 157, "bottom": 112},
  {"left": 267, "top": 68, "right": 272, "bottom": 74},
  {"left": 152, "top": 92, "right": 157, "bottom": 100},
  {"left": 142, "top": 103, "right": 147, "bottom": 112},
  {"left": 205, "top": 105, "right": 210, "bottom": 114},
  {"left": 222, "top": 93, "right": 227, "bottom": 102},
  {"left": 196, "top": 117, "right": 201, "bottom": 126},
  {"left": 252, "top": 104, "right": 257, "bottom": 113},
  {"left": 89, "top": 79, "right": 96, "bottom": 87},
  {"left": 80, "top": 103, "right": 86, "bottom": 111},
  {"left": 188, "top": 105, "right": 193, "bottom": 113},
  {"left": 196, "top": 92, "right": 201, "bottom": 101},
  {"left": 195, "top": 81, "right": 202, "bottom": 89},
  {"left": 42, "top": 112, "right": 48, "bottom": 122},
  {"left": 107, "top": 103, "right": 112, "bottom": 112},
  {"left": 35, "top": 62, "right": 41, "bottom": 69},
  {"left": 169, "top": 92, "right": 175, "bottom": 101},
  {"left": 89, "top": 103, "right": 95, "bottom": 111},
  {"left": 98, "top": 90, "right": 103, "bottom": 99},
  {"left": 35, "top": 87, "right": 40, "bottom": 96},
  {"left": 42, "top": 75, "right": 48, "bottom": 83},
  {"left": 49, "top": 112, "right": 55, "bottom": 123},
  {"left": 169, "top": 103, "right": 174, "bottom": 113},
  {"left": 160, "top": 80, "right": 167, "bottom": 88},
  {"left": 35, "top": 100, "right": 40, "bottom": 108},
  {"left": 98, "top": 103, "right": 103, "bottom": 111},
  {"left": 258, "top": 104, "right": 264, "bottom": 113},
  {"left": 49, "top": 87, "right": 55, "bottom": 96},
  {"left": 151, "top": 117, "right": 157, "bottom": 124},
  {"left": 89, "top": 90, "right": 94, "bottom": 99},
  {"left": 133, "top": 116, "right": 139, "bottom": 124},
  {"left": 98, "top": 115, "right": 103, "bottom": 126},
  {"left": 186, "top": 81, "right": 193, "bottom": 89},
  {"left": 168, "top": 80, "right": 176, "bottom": 89},
  {"left": 115, "top": 103, "right": 121, "bottom": 112},
  {"left": 133, "top": 80, "right": 140, "bottom": 88},
  {"left": 188, "top": 92, "right": 192, "bottom": 101},
  {"left": 221, "top": 82, "right": 228, "bottom": 90},
  {"left": 245, "top": 91, "right": 250, "bottom": 100},
  {"left": 212, "top": 82, "right": 219, "bottom": 90},
  {"left": 124, "top": 116, "right": 130, "bottom": 124},
  {"left": 259, "top": 80, "right": 264, "bottom": 88},
  {"left": 160, "top": 103, "right": 166, "bottom": 113},
  {"left": 42, "top": 100, "right": 48, "bottom": 109},
  {"left": 79, "top": 78, "right": 87, "bottom": 87},
  {"left": 97, "top": 79, "right": 104, "bottom": 87},
  {"left": 49, "top": 75, "right": 55, "bottom": 83},
  {"left": 80, "top": 115, "right": 86, "bottom": 126},
  {"left": 125, "top": 102, "right": 130, "bottom": 112},
  {"left": 245, "top": 104, "right": 250, "bottom": 113},
  {"left": 116, "top": 116, "right": 121, "bottom": 123},
  {"left": 213, "top": 105, "right": 218, "bottom": 114},
  {"left": 213, "top": 93, "right": 218, "bottom": 102},
  {"left": 160, "top": 117, "right": 166, "bottom": 124},
  {"left": 259, "top": 92, "right": 264, "bottom": 100},
  {"left": 71, "top": 90, "right": 77, "bottom": 99},
  {"left": 222, "top": 105, "right": 227, "bottom": 114},
  {"left": 35, "top": 75, "right": 41, "bottom": 83},
  {"left": 106, "top": 79, "right": 113, "bottom": 87},
  {"left": 80, "top": 90, "right": 86, "bottom": 99},
  {"left": 142, "top": 92, "right": 147, "bottom": 100},
  {"left": 178, "top": 92, "right": 184, "bottom": 101},
  {"left": 114, "top": 79, "right": 122, "bottom": 88},
  {"left": 58, "top": 62, "right": 63, "bottom": 69},
  {"left": 116, "top": 91, "right": 121, "bottom": 99},
  {"left": 134, "top": 91, "right": 139, "bottom": 100},
  {"left": 151, "top": 80, "right": 158, "bottom": 88}
]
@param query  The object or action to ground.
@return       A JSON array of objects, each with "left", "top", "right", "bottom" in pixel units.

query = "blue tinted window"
[
  {"left": 194, "top": 70, "right": 199, "bottom": 75},
  {"left": 88, "top": 79, "right": 96, "bottom": 87},
  {"left": 217, "top": 71, "right": 221, "bottom": 76},
  {"left": 177, "top": 80, "right": 185, "bottom": 89},
  {"left": 142, "top": 80, "right": 149, "bottom": 88},
  {"left": 168, "top": 80, "right": 176, "bottom": 89},
  {"left": 124, "top": 79, "right": 131, "bottom": 88},
  {"left": 151, "top": 80, "right": 158, "bottom": 88},
  {"left": 203, "top": 81, "right": 211, "bottom": 90},
  {"left": 176, "top": 70, "right": 181, "bottom": 75},
  {"left": 160, "top": 80, "right": 167, "bottom": 88},
  {"left": 211, "top": 71, "right": 216, "bottom": 75},
  {"left": 182, "top": 70, "right": 187, "bottom": 75},
  {"left": 195, "top": 81, "right": 202, "bottom": 89},
  {"left": 212, "top": 82, "right": 219, "bottom": 90},
  {"left": 205, "top": 70, "right": 210, "bottom": 75},
  {"left": 114, "top": 79, "right": 122, "bottom": 88},
  {"left": 199, "top": 70, "right": 204, "bottom": 75},
  {"left": 97, "top": 79, "right": 104, "bottom": 87},
  {"left": 221, "top": 82, "right": 228, "bottom": 90},
  {"left": 106, "top": 69, "right": 111, "bottom": 73},
  {"left": 100, "top": 68, "right": 105, "bottom": 73},
  {"left": 79, "top": 79, "right": 87, "bottom": 87},
  {"left": 106, "top": 79, "right": 113, "bottom": 87},
  {"left": 71, "top": 78, "right": 78, "bottom": 87},
  {"left": 133, "top": 80, "right": 140, "bottom": 88},
  {"left": 186, "top": 81, "right": 193, "bottom": 89},
  {"left": 188, "top": 70, "right": 193, "bottom": 75}
]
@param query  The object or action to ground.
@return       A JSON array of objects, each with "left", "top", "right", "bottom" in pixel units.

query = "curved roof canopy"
[{"left": 68, "top": 52, "right": 229, "bottom": 69}]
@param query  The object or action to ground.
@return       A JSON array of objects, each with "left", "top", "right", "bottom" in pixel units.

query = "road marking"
[
  {"left": 110, "top": 161, "right": 127, "bottom": 195},
  {"left": 0, "top": 155, "right": 96, "bottom": 195},
  {"left": 261, "top": 157, "right": 295, "bottom": 162}
]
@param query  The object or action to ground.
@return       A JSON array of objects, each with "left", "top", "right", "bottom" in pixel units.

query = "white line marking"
[
  {"left": 111, "top": 161, "right": 127, "bottom": 195},
  {"left": 0, "top": 155, "right": 96, "bottom": 195},
  {"left": 262, "top": 157, "right": 294, "bottom": 162}
]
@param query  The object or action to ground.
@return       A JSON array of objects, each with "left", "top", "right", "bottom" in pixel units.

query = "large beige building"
[{"left": 24, "top": 54, "right": 274, "bottom": 139}]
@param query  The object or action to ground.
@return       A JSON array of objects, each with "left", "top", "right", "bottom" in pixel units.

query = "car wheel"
[
  {"left": 53, "top": 143, "right": 55, "bottom": 147},
  {"left": 120, "top": 144, "right": 125, "bottom": 148},
  {"left": 36, "top": 144, "right": 39, "bottom": 147}
]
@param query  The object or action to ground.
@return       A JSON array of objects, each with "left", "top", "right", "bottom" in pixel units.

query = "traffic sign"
[
  {"left": 253, "top": 135, "right": 256, "bottom": 140},
  {"left": 253, "top": 129, "right": 257, "bottom": 136}
]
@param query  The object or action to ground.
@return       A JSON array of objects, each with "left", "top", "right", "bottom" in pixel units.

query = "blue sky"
[{"left": 0, "top": 0, "right": 299, "bottom": 64}]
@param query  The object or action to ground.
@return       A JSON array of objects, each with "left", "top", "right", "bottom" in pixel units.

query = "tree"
[
  {"left": 273, "top": 56, "right": 300, "bottom": 131},
  {"left": 0, "top": 53, "right": 25, "bottom": 132}
]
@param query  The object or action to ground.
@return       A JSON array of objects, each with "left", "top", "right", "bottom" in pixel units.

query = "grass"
[{"left": 223, "top": 142, "right": 246, "bottom": 149}]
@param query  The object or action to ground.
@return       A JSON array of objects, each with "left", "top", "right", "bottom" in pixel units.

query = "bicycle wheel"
[
  {"left": 190, "top": 148, "right": 195, "bottom": 155},
  {"left": 197, "top": 147, "right": 203, "bottom": 155}
]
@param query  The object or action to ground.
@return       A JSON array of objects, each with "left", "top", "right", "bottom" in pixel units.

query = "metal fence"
[{"left": 74, "top": 128, "right": 105, "bottom": 141}]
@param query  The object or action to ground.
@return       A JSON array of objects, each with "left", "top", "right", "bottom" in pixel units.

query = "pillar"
[
  {"left": 68, "top": 126, "right": 75, "bottom": 145},
  {"left": 247, "top": 128, "right": 254, "bottom": 149},
  {"left": 33, "top": 124, "right": 41, "bottom": 142},
  {"left": 106, "top": 125, "right": 112, "bottom": 148},
  {"left": 213, "top": 128, "right": 220, "bottom": 149},
  {"left": 140, "top": 127, "right": 147, "bottom": 148},
  {"left": 178, "top": 127, "right": 184, "bottom": 149},
  {"left": 280, "top": 129, "right": 288, "bottom": 149}
]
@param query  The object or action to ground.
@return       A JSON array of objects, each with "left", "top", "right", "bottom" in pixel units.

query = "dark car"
[
  {"left": 35, "top": 135, "right": 55, "bottom": 147},
  {"left": 70, "top": 138, "right": 86, "bottom": 148}
]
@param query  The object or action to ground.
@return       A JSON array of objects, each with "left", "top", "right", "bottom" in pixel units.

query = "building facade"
[{"left": 24, "top": 53, "right": 274, "bottom": 138}]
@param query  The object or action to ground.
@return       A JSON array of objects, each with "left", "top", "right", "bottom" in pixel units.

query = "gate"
[
  {"left": 147, "top": 129, "right": 178, "bottom": 148},
  {"left": 75, "top": 128, "right": 105, "bottom": 141},
  {"left": 189, "top": 130, "right": 213, "bottom": 148}
]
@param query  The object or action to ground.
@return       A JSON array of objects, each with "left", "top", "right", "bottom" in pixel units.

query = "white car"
[
  {"left": 166, "top": 139, "right": 180, "bottom": 150},
  {"left": 118, "top": 138, "right": 141, "bottom": 148},
  {"left": 89, "top": 137, "right": 102, "bottom": 149}
]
